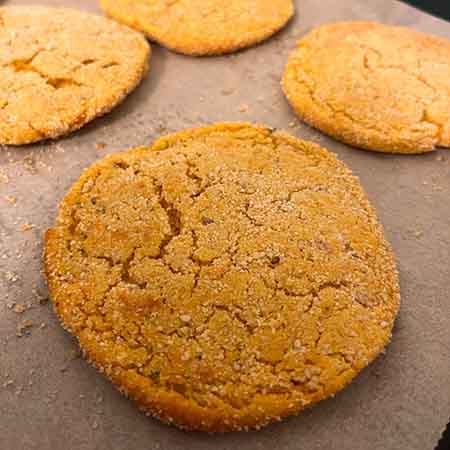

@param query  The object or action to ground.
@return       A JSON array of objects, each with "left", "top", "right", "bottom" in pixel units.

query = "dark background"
[
  {"left": 403, "top": 0, "right": 450, "bottom": 20},
  {"left": 437, "top": 424, "right": 450, "bottom": 450},
  {"left": 402, "top": 3, "right": 450, "bottom": 450}
]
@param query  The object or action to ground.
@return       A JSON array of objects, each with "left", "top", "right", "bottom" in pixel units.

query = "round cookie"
[
  {"left": 44, "top": 122, "right": 400, "bottom": 432},
  {"left": 282, "top": 22, "right": 450, "bottom": 154},
  {"left": 99, "top": 0, "right": 294, "bottom": 56},
  {"left": 0, "top": 6, "right": 150, "bottom": 145}
]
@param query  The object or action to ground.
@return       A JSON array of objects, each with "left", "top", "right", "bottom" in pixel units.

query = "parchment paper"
[{"left": 1, "top": 1, "right": 449, "bottom": 449}]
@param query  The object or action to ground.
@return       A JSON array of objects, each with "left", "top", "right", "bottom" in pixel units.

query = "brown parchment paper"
[{"left": 1, "top": 1, "right": 449, "bottom": 449}]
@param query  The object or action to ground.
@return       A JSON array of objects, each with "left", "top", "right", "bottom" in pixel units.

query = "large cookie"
[
  {"left": 99, "top": 0, "right": 294, "bottom": 55},
  {"left": 45, "top": 123, "right": 400, "bottom": 431},
  {"left": 282, "top": 22, "right": 450, "bottom": 154},
  {"left": 0, "top": 6, "right": 150, "bottom": 145}
]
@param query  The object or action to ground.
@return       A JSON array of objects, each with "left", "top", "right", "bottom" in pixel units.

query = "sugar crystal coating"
[
  {"left": 45, "top": 123, "right": 400, "bottom": 431},
  {"left": 0, "top": 6, "right": 150, "bottom": 144}
]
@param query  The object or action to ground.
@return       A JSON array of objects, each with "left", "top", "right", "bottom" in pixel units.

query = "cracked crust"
[
  {"left": 44, "top": 122, "right": 400, "bottom": 431},
  {"left": 99, "top": 0, "right": 294, "bottom": 56},
  {"left": 0, "top": 6, "right": 150, "bottom": 145},
  {"left": 282, "top": 22, "right": 450, "bottom": 153}
]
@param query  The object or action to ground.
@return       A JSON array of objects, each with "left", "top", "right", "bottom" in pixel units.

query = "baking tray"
[{"left": 1, "top": 1, "right": 449, "bottom": 449}]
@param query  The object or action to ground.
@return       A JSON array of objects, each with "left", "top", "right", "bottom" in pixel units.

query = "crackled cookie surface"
[
  {"left": 0, "top": 6, "right": 150, "bottom": 145},
  {"left": 99, "top": 0, "right": 294, "bottom": 55},
  {"left": 282, "top": 22, "right": 450, "bottom": 153},
  {"left": 45, "top": 123, "right": 400, "bottom": 431}
]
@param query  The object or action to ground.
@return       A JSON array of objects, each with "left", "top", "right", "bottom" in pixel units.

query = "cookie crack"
[
  {"left": 184, "top": 158, "right": 206, "bottom": 198},
  {"left": 290, "top": 44, "right": 442, "bottom": 142},
  {"left": 9, "top": 54, "right": 84, "bottom": 90},
  {"left": 352, "top": 42, "right": 439, "bottom": 98},
  {"left": 120, "top": 249, "right": 146, "bottom": 289},
  {"left": 0, "top": 100, "right": 9, "bottom": 111},
  {"left": 364, "top": 59, "right": 445, "bottom": 140},
  {"left": 159, "top": 196, "right": 182, "bottom": 256}
]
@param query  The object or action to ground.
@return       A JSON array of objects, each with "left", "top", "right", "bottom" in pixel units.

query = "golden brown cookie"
[
  {"left": 282, "top": 22, "right": 450, "bottom": 154},
  {"left": 45, "top": 122, "right": 400, "bottom": 431},
  {"left": 0, "top": 6, "right": 150, "bottom": 145},
  {"left": 99, "top": 0, "right": 294, "bottom": 56}
]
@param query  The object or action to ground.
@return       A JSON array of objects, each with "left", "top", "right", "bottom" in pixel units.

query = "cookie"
[
  {"left": 0, "top": 6, "right": 150, "bottom": 145},
  {"left": 99, "top": 0, "right": 294, "bottom": 56},
  {"left": 44, "top": 122, "right": 400, "bottom": 431},
  {"left": 282, "top": 22, "right": 450, "bottom": 153}
]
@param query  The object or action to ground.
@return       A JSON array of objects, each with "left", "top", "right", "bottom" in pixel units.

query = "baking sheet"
[{"left": 1, "top": 0, "right": 449, "bottom": 449}]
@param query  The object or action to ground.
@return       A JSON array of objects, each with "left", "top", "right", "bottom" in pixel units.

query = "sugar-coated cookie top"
[
  {"left": 0, "top": 6, "right": 150, "bottom": 144},
  {"left": 283, "top": 22, "right": 450, "bottom": 153},
  {"left": 100, "top": 0, "right": 294, "bottom": 55},
  {"left": 45, "top": 123, "right": 400, "bottom": 431}
]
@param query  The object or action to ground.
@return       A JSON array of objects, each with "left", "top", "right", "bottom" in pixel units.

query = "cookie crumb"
[
  {"left": 38, "top": 296, "right": 49, "bottom": 305},
  {"left": 0, "top": 173, "right": 10, "bottom": 184},
  {"left": 20, "top": 223, "right": 34, "bottom": 232},
  {"left": 3, "top": 379, "right": 14, "bottom": 388},
  {"left": 221, "top": 88, "right": 234, "bottom": 96},
  {"left": 5, "top": 196, "right": 17, "bottom": 204},
  {"left": 238, "top": 103, "right": 249, "bottom": 113},
  {"left": 4, "top": 271, "right": 19, "bottom": 283},
  {"left": 16, "top": 319, "right": 34, "bottom": 337},
  {"left": 13, "top": 304, "right": 27, "bottom": 314},
  {"left": 22, "top": 155, "right": 37, "bottom": 173}
]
